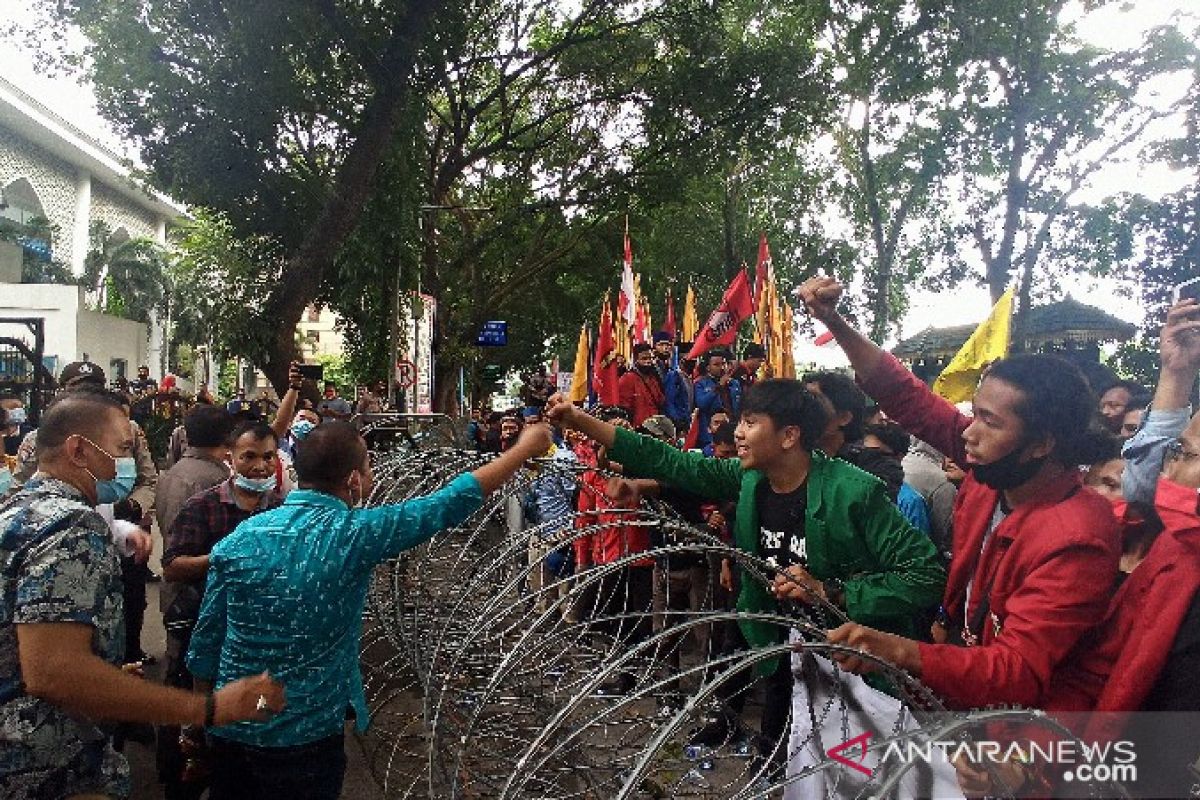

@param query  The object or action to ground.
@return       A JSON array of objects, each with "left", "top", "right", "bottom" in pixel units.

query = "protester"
[
  {"left": 732, "top": 342, "right": 766, "bottom": 389},
  {"left": 804, "top": 370, "right": 904, "bottom": 500},
  {"left": 546, "top": 381, "right": 945, "bottom": 774},
  {"left": 1122, "top": 298, "right": 1200, "bottom": 503},
  {"left": 618, "top": 342, "right": 667, "bottom": 426},
  {"left": 186, "top": 419, "right": 552, "bottom": 798},
  {"left": 571, "top": 406, "right": 656, "bottom": 695},
  {"left": 901, "top": 438, "right": 957, "bottom": 560},
  {"left": 317, "top": 381, "right": 352, "bottom": 422},
  {"left": 1098, "top": 379, "right": 1149, "bottom": 436},
  {"left": 797, "top": 275, "right": 1119, "bottom": 714},
  {"left": 662, "top": 341, "right": 694, "bottom": 431},
  {"left": 862, "top": 421, "right": 932, "bottom": 536},
  {"left": 693, "top": 349, "right": 741, "bottom": 449},
  {"left": 0, "top": 386, "right": 283, "bottom": 798},
  {"left": 652, "top": 331, "right": 674, "bottom": 377}
]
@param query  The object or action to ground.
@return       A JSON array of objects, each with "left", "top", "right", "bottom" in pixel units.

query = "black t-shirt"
[{"left": 757, "top": 480, "right": 807, "bottom": 571}]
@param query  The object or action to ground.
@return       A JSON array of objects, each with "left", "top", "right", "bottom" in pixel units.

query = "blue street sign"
[{"left": 476, "top": 320, "right": 508, "bottom": 347}]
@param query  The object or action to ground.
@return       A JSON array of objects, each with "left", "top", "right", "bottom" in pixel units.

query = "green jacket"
[{"left": 609, "top": 427, "right": 946, "bottom": 651}]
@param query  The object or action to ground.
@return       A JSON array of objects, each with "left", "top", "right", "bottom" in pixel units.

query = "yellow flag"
[
  {"left": 569, "top": 323, "right": 590, "bottom": 403},
  {"left": 933, "top": 288, "right": 1014, "bottom": 403},
  {"left": 682, "top": 283, "right": 699, "bottom": 343},
  {"left": 780, "top": 302, "right": 796, "bottom": 379}
]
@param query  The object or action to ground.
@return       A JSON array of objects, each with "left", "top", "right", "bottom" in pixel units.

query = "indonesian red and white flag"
[
  {"left": 618, "top": 220, "right": 636, "bottom": 323},
  {"left": 686, "top": 269, "right": 755, "bottom": 360}
]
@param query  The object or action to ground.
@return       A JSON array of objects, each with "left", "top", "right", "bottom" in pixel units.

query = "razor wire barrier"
[{"left": 357, "top": 441, "right": 1131, "bottom": 799}]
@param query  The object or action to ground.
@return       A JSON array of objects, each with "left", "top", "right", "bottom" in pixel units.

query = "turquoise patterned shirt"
[{"left": 187, "top": 474, "right": 483, "bottom": 747}]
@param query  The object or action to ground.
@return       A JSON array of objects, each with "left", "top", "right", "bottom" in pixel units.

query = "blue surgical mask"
[
  {"left": 6, "top": 407, "right": 26, "bottom": 426},
  {"left": 0, "top": 467, "right": 11, "bottom": 495},
  {"left": 234, "top": 474, "right": 277, "bottom": 494},
  {"left": 79, "top": 437, "right": 137, "bottom": 505},
  {"left": 291, "top": 420, "right": 316, "bottom": 440}
]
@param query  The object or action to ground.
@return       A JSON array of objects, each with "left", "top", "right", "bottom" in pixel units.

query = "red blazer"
[
  {"left": 1057, "top": 479, "right": 1200, "bottom": 741},
  {"left": 618, "top": 370, "right": 666, "bottom": 428},
  {"left": 573, "top": 469, "right": 653, "bottom": 568},
  {"left": 859, "top": 353, "right": 1120, "bottom": 709}
]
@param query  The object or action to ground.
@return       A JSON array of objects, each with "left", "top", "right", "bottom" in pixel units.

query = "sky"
[{"left": 1, "top": 0, "right": 1196, "bottom": 370}]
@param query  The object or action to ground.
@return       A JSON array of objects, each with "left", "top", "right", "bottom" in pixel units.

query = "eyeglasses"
[{"left": 1164, "top": 440, "right": 1200, "bottom": 464}]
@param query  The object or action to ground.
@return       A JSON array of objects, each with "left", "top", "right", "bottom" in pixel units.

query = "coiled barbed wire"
[{"left": 354, "top": 419, "right": 1129, "bottom": 799}]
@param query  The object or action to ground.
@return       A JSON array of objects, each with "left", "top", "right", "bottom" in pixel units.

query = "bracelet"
[{"left": 204, "top": 692, "right": 216, "bottom": 728}]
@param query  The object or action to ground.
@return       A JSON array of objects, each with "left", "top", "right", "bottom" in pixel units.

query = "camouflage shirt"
[{"left": 0, "top": 476, "right": 129, "bottom": 799}]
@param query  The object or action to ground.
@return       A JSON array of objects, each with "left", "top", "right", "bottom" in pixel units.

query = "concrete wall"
[
  {"left": 0, "top": 241, "right": 20, "bottom": 284},
  {"left": 0, "top": 282, "right": 146, "bottom": 381}
]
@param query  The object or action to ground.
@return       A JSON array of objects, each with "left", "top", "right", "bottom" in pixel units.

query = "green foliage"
[
  {"left": 1107, "top": 338, "right": 1160, "bottom": 389},
  {"left": 166, "top": 209, "right": 286, "bottom": 365},
  {"left": 78, "top": 221, "right": 169, "bottom": 324},
  {"left": 314, "top": 353, "right": 354, "bottom": 393}
]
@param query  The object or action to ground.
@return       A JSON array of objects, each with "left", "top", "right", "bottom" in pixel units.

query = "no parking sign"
[{"left": 395, "top": 358, "right": 418, "bottom": 389}]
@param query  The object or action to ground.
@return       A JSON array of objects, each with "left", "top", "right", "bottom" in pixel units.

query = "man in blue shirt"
[{"left": 187, "top": 419, "right": 552, "bottom": 799}]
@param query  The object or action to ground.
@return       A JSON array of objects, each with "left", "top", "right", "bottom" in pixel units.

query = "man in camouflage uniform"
[
  {"left": 13, "top": 362, "right": 159, "bottom": 665},
  {"left": 0, "top": 386, "right": 283, "bottom": 798}
]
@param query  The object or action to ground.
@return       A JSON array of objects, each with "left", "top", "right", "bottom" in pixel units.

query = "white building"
[
  {"left": 0, "top": 74, "right": 185, "bottom": 378},
  {"left": 0, "top": 273, "right": 147, "bottom": 382}
]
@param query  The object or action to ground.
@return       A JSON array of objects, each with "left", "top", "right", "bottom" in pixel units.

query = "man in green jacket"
[{"left": 545, "top": 380, "right": 945, "bottom": 773}]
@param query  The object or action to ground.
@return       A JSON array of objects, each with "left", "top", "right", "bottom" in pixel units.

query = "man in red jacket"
[
  {"left": 619, "top": 343, "right": 667, "bottom": 428},
  {"left": 796, "top": 275, "right": 1119, "bottom": 715}
]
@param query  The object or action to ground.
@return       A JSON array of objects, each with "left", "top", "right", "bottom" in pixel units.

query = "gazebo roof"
[{"left": 892, "top": 297, "right": 1137, "bottom": 360}]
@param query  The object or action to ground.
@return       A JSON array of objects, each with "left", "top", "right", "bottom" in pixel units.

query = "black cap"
[{"left": 59, "top": 360, "right": 106, "bottom": 387}]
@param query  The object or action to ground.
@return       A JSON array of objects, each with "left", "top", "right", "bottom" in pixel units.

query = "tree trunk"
[{"left": 259, "top": 0, "right": 441, "bottom": 395}]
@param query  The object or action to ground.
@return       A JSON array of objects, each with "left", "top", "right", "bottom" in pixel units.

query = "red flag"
[
  {"left": 754, "top": 233, "right": 772, "bottom": 308},
  {"left": 664, "top": 288, "right": 677, "bottom": 341},
  {"left": 684, "top": 410, "right": 701, "bottom": 450},
  {"left": 686, "top": 269, "right": 755, "bottom": 360},
  {"left": 592, "top": 297, "right": 619, "bottom": 405},
  {"left": 618, "top": 219, "right": 636, "bottom": 322}
]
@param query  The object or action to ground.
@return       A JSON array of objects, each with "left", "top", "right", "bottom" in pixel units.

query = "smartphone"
[
  {"left": 296, "top": 363, "right": 324, "bottom": 381},
  {"left": 1173, "top": 276, "right": 1200, "bottom": 304}
]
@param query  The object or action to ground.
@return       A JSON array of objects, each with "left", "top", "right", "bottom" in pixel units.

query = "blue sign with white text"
[{"left": 476, "top": 321, "right": 508, "bottom": 347}]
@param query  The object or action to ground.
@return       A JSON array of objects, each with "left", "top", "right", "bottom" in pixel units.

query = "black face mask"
[{"left": 969, "top": 446, "right": 1045, "bottom": 491}]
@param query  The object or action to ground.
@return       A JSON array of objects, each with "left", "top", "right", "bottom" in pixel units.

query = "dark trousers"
[
  {"left": 121, "top": 556, "right": 147, "bottom": 663},
  {"left": 208, "top": 733, "right": 346, "bottom": 800},
  {"left": 590, "top": 565, "right": 654, "bottom": 645},
  {"left": 717, "top": 623, "right": 793, "bottom": 760}
]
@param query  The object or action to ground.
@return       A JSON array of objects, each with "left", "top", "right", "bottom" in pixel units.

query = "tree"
[
  {"left": 941, "top": 0, "right": 1193, "bottom": 322},
  {"left": 79, "top": 221, "right": 168, "bottom": 324},
  {"left": 16, "top": 0, "right": 442, "bottom": 394},
  {"left": 818, "top": 0, "right": 965, "bottom": 341}
]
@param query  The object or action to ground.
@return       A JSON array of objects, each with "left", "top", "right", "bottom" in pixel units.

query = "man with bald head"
[{"left": 0, "top": 386, "right": 284, "bottom": 799}]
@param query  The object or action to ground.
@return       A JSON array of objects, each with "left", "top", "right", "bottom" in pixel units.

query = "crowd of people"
[
  {"left": 468, "top": 280, "right": 1200, "bottom": 798},
  {"left": 2, "top": 277, "right": 1199, "bottom": 799}
]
